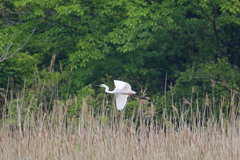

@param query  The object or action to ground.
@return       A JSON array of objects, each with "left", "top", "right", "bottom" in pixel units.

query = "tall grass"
[
  {"left": 1, "top": 59, "right": 240, "bottom": 160},
  {"left": 1, "top": 88, "right": 240, "bottom": 160}
]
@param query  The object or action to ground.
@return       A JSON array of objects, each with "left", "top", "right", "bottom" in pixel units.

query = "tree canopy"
[{"left": 1, "top": 0, "right": 240, "bottom": 119}]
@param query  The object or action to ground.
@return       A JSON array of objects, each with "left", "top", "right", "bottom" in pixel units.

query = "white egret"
[{"left": 97, "top": 80, "right": 146, "bottom": 110}]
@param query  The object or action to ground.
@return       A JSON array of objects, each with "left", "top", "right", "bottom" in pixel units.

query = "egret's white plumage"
[
  {"left": 116, "top": 94, "right": 129, "bottom": 110},
  {"left": 114, "top": 80, "right": 131, "bottom": 90},
  {"left": 98, "top": 80, "right": 136, "bottom": 110}
]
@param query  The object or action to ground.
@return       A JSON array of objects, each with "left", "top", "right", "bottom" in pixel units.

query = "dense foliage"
[{"left": 1, "top": 0, "right": 240, "bottom": 120}]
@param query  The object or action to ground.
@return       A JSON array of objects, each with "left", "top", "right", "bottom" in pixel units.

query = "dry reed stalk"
[
  {"left": 1, "top": 78, "right": 240, "bottom": 159},
  {"left": 1, "top": 105, "right": 240, "bottom": 160}
]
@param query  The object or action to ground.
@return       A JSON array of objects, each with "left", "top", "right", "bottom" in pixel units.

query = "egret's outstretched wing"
[
  {"left": 115, "top": 94, "right": 129, "bottom": 110},
  {"left": 114, "top": 80, "right": 131, "bottom": 91}
]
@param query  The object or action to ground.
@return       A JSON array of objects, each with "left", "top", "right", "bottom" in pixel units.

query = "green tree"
[{"left": 1, "top": 0, "right": 240, "bottom": 119}]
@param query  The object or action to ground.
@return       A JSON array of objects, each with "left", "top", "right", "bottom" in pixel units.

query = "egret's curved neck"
[{"left": 101, "top": 84, "right": 115, "bottom": 94}]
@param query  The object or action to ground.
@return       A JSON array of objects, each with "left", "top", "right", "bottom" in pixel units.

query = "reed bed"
[{"left": 1, "top": 94, "right": 240, "bottom": 160}]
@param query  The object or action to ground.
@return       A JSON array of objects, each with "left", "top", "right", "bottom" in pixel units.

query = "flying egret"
[{"left": 97, "top": 80, "right": 146, "bottom": 110}]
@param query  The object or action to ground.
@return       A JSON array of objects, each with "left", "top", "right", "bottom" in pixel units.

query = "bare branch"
[
  {"left": 0, "top": 28, "right": 36, "bottom": 63},
  {"left": 3, "top": 43, "right": 13, "bottom": 59}
]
